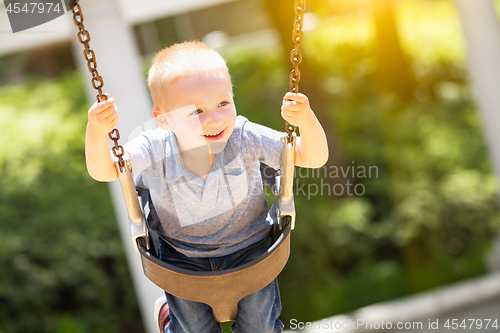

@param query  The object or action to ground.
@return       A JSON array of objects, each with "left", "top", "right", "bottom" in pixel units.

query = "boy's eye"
[
  {"left": 219, "top": 101, "right": 229, "bottom": 107},
  {"left": 192, "top": 109, "right": 202, "bottom": 115}
]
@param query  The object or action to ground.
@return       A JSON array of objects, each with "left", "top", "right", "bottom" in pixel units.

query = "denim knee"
[
  {"left": 231, "top": 279, "right": 283, "bottom": 333},
  {"left": 164, "top": 291, "right": 222, "bottom": 333}
]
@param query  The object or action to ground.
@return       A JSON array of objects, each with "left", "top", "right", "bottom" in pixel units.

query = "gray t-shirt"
[{"left": 124, "top": 115, "right": 284, "bottom": 257}]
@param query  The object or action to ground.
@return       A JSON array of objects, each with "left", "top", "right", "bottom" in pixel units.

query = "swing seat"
[
  {"left": 134, "top": 161, "right": 293, "bottom": 323},
  {"left": 136, "top": 223, "right": 291, "bottom": 323},
  {"left": 117, "top": 134, "right": 297, "bottom": 323}
]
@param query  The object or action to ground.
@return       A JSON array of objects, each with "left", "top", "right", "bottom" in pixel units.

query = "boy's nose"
[{"left": 204, "top": 110, "right": 223, "bottom": 127}]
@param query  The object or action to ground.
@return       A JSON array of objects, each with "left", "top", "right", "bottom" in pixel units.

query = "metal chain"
[
  {"left": 71, "top": 0, "right": 302, "bottom": 151},
  {"left": 69, "top": 0, "right": 125, "bottom": 169},
  {"left": 286, "top": 0, "right": 306, "bottom": 141}
]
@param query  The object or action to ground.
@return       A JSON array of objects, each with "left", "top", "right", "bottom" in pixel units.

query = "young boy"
[{"left": 85, "top": 41, "right": 328, "bottom": 333}]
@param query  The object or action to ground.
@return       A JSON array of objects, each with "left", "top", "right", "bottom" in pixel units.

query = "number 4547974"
[
  {"left": 444, "top": 319, "right": 498, "bottom": 330},
  {"left": 6, "top": 2, "right": 62, "bottom": 14}
]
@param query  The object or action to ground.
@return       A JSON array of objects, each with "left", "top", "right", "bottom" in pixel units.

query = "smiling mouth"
[{"left": 203, "top": 128, "right": 225, "bottom": 139}]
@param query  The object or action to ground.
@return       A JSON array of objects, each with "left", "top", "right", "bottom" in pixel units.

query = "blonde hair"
[{"left": 148, "top": 41, "right": 230, "bottom": 110}]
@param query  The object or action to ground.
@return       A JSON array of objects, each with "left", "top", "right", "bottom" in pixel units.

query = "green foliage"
[
  {"left": 1, "top": 0, "right": 499, "bottom": 331},
  {"left": 227, "top": 0, "right": 500, "bottom": 325},
  {"left": 396, "top": 0, "right": 466, "bottom": 67},
  {"left": 229, "top": 49, "right": 288, "bottom": 129},
  {"left": 0, "top": 73, "right": 142, "bottom": 333}
]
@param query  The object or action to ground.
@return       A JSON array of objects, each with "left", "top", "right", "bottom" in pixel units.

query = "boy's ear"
[{"left": 153, "top": 107, "right": 172, "bottom": 131}]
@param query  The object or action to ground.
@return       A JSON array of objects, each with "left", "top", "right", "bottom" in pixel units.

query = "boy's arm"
[
  {"left": 281, "top": 92, "right": 329, "bottom": 168},
  {"left": 85, "top": 96, "right": 121, "bottom": 182}
]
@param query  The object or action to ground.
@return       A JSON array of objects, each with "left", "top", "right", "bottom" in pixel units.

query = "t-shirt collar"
[{"left": 163, "top": 131, "right": 245, "bottom": 184}]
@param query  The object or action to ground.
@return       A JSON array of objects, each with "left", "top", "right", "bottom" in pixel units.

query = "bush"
[{"left": 0, "top": 73, "right": 143, "bottom": 333}]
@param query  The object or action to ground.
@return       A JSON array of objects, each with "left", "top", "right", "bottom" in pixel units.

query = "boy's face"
[{"left": 154, "top": 70, "right": 236, "bottom": 155}]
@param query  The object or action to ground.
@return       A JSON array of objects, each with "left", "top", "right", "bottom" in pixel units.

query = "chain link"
[
  {"left": 70, "top": 0, "right": 125, "bottom": 169},
  {"left": 286, "top": 0, "right": 306, "bottom": 141}
]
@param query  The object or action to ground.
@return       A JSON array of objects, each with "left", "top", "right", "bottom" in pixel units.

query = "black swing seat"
[{"left": 117, "top": 133, "right": 296, "bottom": 323}]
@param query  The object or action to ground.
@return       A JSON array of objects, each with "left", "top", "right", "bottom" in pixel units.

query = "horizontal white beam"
[
  {"left": 119, "top": 0, "right": 236, "bottom": 25},
  {"left": 0, "top": 0, "right": 236, "bottom": 56},
  {"left": 284, "top": 272, "right": 500, "bottom": 333}
]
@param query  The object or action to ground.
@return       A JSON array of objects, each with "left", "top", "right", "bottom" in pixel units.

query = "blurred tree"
[
  {"left": 263, "top": 0, "right": 344, "bottom": 185},
  {"left": 370, "top": 0, "right": 416, "bottom": 100}
]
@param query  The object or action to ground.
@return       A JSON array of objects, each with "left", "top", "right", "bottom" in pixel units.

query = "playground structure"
[{"left": 2, "top": 0, "right": 500, "bottom": 332}]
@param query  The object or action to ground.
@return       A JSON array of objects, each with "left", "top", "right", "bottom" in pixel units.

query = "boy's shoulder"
[
  {"left": 129, "top": 126, "right": 168, "bottom": 142},
  {"left": 235, "top": 115, "right": 248, "bottom": 129},
  {"left": 234, "top": 115, "right": 275, "bottom": 136},
  {"left": 233, "top": 115, "right": 283, "bottom": 152},
  {"left": 232, "top": 115, "right": 284, "bottom": 170},
  {"left": 126, "top": 126, "right": 176, "bottom": 157}
]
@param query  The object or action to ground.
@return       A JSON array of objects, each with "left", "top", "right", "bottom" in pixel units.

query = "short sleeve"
[
  {"left": 239, "top": 116, "right": 284, "bottom": 171},
  {"left": 123, "top": 128, "right": 166, "bottom": 178}
]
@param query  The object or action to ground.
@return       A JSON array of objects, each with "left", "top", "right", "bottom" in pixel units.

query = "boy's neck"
[{"left": 179, "top": 148, "right": 215, "bottom": 182}]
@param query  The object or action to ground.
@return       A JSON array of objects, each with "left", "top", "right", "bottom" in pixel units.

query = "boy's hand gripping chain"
[
  {"left": 70, "top": 0, "right": 148, "bottom": 251},
  {"left": 277, "top": 0, "right": 306, "bottom": 230}
]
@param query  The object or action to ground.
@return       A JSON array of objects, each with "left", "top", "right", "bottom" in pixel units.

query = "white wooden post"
[
  {"left": 69, "top": 0, "right": 163, "bottom": 332},
  {"left": 454, "top": 0, "right": 500, "bottom": 272}
]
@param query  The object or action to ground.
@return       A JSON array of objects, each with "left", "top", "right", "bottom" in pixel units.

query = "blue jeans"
[{"left": 158, "top": 236, "right": 284, "bottom": 333}]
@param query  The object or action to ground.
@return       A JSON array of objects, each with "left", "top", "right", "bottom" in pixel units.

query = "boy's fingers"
[
  {"left": 107, "top": 112, "right": 119, "bottom": 126},
  {"left": 91, "top": 98, "right": 116, "bottom": 115},
  {"left": 99, "top": 98, "right": 115, "bottom": 108},
  {"left": 103, "top": 108, "right": 118, "bottom": 120},
  {"left": 281, "top": 113, "right": 298, "bottom": 126},
  {"left": 93, "top": 104, "right": 115, "bottom": 118},
  {"left": 102, "top": 109, "right": 119, "bottom": 124},
  {"left": 284, "top": 92, "right": 308, "bottom": 103},
  {"left": 281, "top": 109, "right": 296, "bottom": 120},
  {"left": 90, "top": 108, "right": 118, "bottom": 129},
  {"left": 283, "top": 100, "right": 305, "bottom": 112},
  {"left": 99, "top": 92, "right": 111, "bottom": 102}
]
